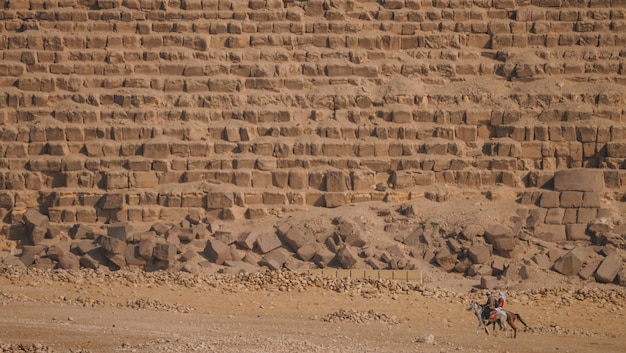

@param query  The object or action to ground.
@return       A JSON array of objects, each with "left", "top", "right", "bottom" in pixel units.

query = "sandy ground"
[{"left": 1, "top": 266, "right": 625, "bottom": 353}]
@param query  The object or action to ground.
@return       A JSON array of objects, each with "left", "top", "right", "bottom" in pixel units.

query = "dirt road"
[{"left": 1, "top": 267, "right": 625, "bottom": 353}]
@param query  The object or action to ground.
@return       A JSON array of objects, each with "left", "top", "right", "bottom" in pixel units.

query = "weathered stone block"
[
  {"left": 554, "top": 169, "right": 604, "bottom": 192},
  {"left": 532, "top": 253, "right": 552, "bottom": 269},
  {"left": 595, "top": 254, "right": 622, "bottom": 283},
  {"left": 107, "top": 222, "right": 130, "bottom": 241},
  {"left": 560, "top": 191, "right": 583, "bottom": 208},
  {"left": 236, "top": 231, "right": 258, "bottom": 250},
  {"left": 577, "top": 208, "right": 597, "bottom": 224},
  {"left": 138, "top": 237, "right": 156, "bottom": 261},
  {"left": 19, "top": 245, "right": 46, "bottom": 267},
  {"left": 296, "top": 242, "right": 319, "bottom": 262},
  {"left": 435, "top": 248, "right": 457, "bottom": 272},
  {"left": 539, "top": 191, "right": 560, "bottom": 208},
  {"left": 255, "top": 232, "right": 282, "bottom": 254},
  {"left": 70, "top": 224, "right": 95, "bottom": 239},
  {"left": 325, "top": 192, "right": 348, "bottom": 208},
  {"left": 336, "top": 244, "right": 359, "bottom": 269},
  {"left": 101, "top": 235, "right": 126, "bottom": 255},
  {"left": 468, "top": 244, "right": 491, "bottom": 264},
  {"left": 125, "top": 244, "right": 147, "bottom": 266},
  {"left": 22, "top": 208, "right": 49, "bottom": 231},
  {"left": 206, "top": 192, "right": 234, "bottom": 208},
  {"left": 46, "top": 242, "right": 70, "bottom": 261},
  {"left": 566, "top": 223, "right": 590, "bottom": 241},
  {"left": 582, "top": 191, "right": 601, "bottom": 208},
  {"left": 535, "top": 224, "right": 566, "bottom": 242},
  {"left": 484, "top": 224, "right": 516, "bottom": 251},
  {"left": 154, "top": 243, "right": 176, "bottom": 262},
  {"left": 57, "top": 253, "right": 80, "bottom": 270},
  {"left": 282, "top": 225, "right": 309, "bottom": 251},
  {"left": 544, "top": 208, "right": 564, "bottom": 224},
  {"left": 553, "top": 247, "right": 590, "bottom": 276},
  {"left": 578, "top": 260, "right": 600, "bottom": 280},
  {"left": 204, "top": 238, "right": 231, "bottom": 265}
]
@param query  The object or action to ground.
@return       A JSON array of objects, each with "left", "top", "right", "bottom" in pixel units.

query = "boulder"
[
  {"left": 125, "top": 244, "right": 147, "bottom": 266},
  {"left": 336, "top": 244, "right": 359, "bottom": 269},
  {"left": 468, "top": 244, "right": 491, "bottom": 264},
  {"left": 107, "top": 223, "right": 130, "bottom": 241},
  {"left": 204, "top": 239, "right": 231, "bottom": 265},
  {"left": 101, "top": 235, "right": 126, "bottom": 255},
  {"left": 311, "top": 246, "right": 335, "bottom": 268},
  {"left": 79, "top": 254, "right": 100, "bottom": 269},
  {"left": 282, "top": 225, "right": 309, "bottom": 251},
  {"left": 296, "top": 242, "right": 319, "bottom": 262},
  {"left": 19, "top": 245, "right": 46, "bottom": 266},
  {"left": 255, "top": 232, "right": 282, "bottom": 254},
  {"left": 46, "top": 242, "right": 70, "bottom": 262},
  {"left": 435, "top": 248, "right": 456, "bottom": 272},
  {"left": 484, "top": 224, "right": 516, "bottom": 255},
  {"left": 70, "top": 224, "right": 95, "bottom": 239},
  {"left": 553, "top": 247, "right": 589, "bottom": 276},
  {"left": 467, "top": 264, "right": 493, "bottom": 277},
  {"left": 57, "top": 253, "right": 80, "bottom": 270},
  {"left": 213, "top": 231, "right": 236, "bottom": 245},
  {"left": 150, "top": 222, "right": 171, "bottom": 236},
  {"left": 260, "top": 248, "right": 289, "bottom": 270},
  {"left": 334, "top": 217, "right": 358, "bottom": 240},
  {"left": 402, "top": 228, "right": 423, "bottom": 246},
  {"left": 462, "top": 224, "right": 484, "bottom": 239},
  {"left": 138, "top": 237, "right": 156, "bottom": 261},
  {"left": 578, "top": 260, "right": 600, "bottom": 280},
  {"left": 22, "top": 208, "right": 49, "bottom": 231},
  {"left": 595, "top": 254, "right": 622, "bottom": 283},
  {"left": 532, "top": 253, "right": 552, "bottom": 269},
  {"left": 236, "top": 231, "right": 258, "bottom": 250},
  {"left": 480, "top": 275, "right": 499, "bottom": 289}
]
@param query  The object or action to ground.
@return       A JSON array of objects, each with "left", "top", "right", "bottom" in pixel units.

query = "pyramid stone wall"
[{"left": 0, "top": 0, "right": 625, "bottom": 229}]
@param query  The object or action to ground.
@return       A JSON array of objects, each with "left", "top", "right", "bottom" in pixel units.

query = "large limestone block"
[
  {"left": 468, "top": 244, "right": 491, "bottom": 264},
  {"left": 57, "top": 253, "right": 80, "bottom": 270},
  {"left": 312, "top": 247, "right": 336, "bottom": 268},
  {"left": 435, "top": 248, "right": 457, "bottom": 272},
  {"left": 554, "top": 169, "right": 604, "bottom": 192},
  {"left": 22, "top": 208, "right": 49, "bottom": 231},
  {"left": 101, "top": 235, "right": 126, "bottom": 255},
  {"left": 282, "top": 225, "right": 309, "bottom": 251},
  {"left": 206, "top": 192, "right": 234, "bottom": 208},
  {"left": 154, "top": 243, "right": 177, "bottom": 262},
  {"left": 19, "top": 245, "right": 46, "bottom": 267},
  {"left": 203, "top": 238, "right": 231, "bottom": 265},
  {"left": 535, "top": 224, "right": 566, "bottom": 242},
  {"left": 484, "top": 224, "right": 516, "bottom": 251},
  {"left": 595, "top": 254, "right": 622, "bottom": 283},
  {"left": 336, "top": 244, "right": 359, "bottom": 269},
  {"left": 325, "top": 192, "right": 348, "bottom": 208},
  {"left": 553, "top": 247, "right": 590, "bottom": 276},
  {"left": 296, "top": 242, "right": 319, "bottom": 262},
  {"left": 236, "top": 231, "right": 258, "bottom": 250},
  {"left": 351, "top": 170, "right": 375, "bottom": 191},
  {"left": 107, "top": 222, "right": 130, "bottom": 241},
  {"left": 255, "top": 232, "right": 282, "bottom": 254},
  {"left": 325, "top": 170, "right": 351, "bottom": 192},
  {"left": 46, "top": 242, "right": 70, "bottom": 261}
]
